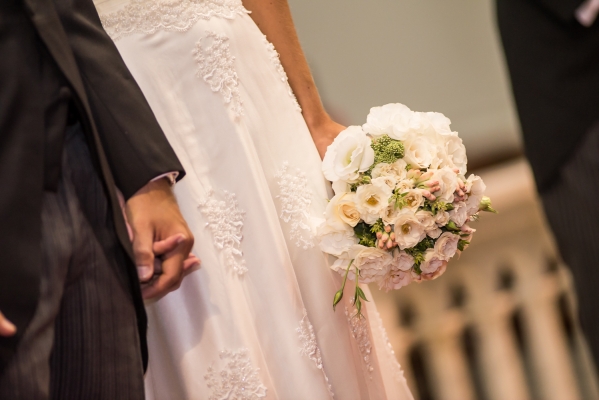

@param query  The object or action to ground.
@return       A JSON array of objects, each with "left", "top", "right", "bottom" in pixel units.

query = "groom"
[
  {"left": 0, "top": 0, "right": 194, "bottom": 398},
  {"left": 497, "top": 0, "right": 599, "bottom": 369}
]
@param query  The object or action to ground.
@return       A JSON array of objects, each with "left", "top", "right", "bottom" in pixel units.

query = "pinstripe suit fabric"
[
  {"left": 0, "top": 124, "right": 144, "bottom": 399},
  {"left": 541, "top": 121, "right": 599, "bottom": 369}
]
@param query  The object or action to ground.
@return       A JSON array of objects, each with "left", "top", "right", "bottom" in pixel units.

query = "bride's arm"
[{"left": 242, "top": 0, "right": 344, "bottom": 159}]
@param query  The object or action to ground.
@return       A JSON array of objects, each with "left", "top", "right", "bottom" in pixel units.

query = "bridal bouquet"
[{"left": 318, "top": 103, "right": 495, "bottom": 316}]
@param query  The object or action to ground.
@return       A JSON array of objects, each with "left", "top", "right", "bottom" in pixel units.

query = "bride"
[{"left": 93, "top": 0, "right": 413, "bottom": 398}]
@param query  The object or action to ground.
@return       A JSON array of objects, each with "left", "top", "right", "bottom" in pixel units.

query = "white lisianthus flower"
[
  {"left": 416, "top": 210, "right": 442, "bottom": 239},
  {"left": 425, "top": 112, "right": 456, "bottom": 137},
  {"left": 381, "top": 203, "right": 400, "bottom": 225},
  {"left": 322, "top": 126, "right": 375, "bottom": 183},
  {"left": 317, "top": 223, "right": 358, "bottom": 257},
  {"left": 402, "top": 189, "right": 425, "bottom": 212},
  {"left": 362, "top": 103, "right": 414, "bottom": 140},
  {"left": 444, "top": 135, "right": 467, "bottom": 175},
  {"left": 465, "top": 174, "right": 486, "bottom": 215},
  {"left": 434, "top": 210, "right": 450, "bottom": 226},
  {"left": 420, "top": 249, "right": 446, "bottom": 274},
  {"left": 348, "top": 244, "right": 393, "bottom": 284},
  {"left": 402, "top": 134, "right": 435, "bottom": 169},
  {"left": 434, "top": 232, "right": 460, "bottom": 260},
  {"left": 449, "top": 201, "right": 469, "bottom": 226},
  {"left": 325, "top": 192, "right": 361, "bottom": 228},
  {"left": 332, "top": 180, "right": 350, "bottom": 195},
  {"left": 379, "top": 253, "right": 414, "bottom": 291},
  {"left": 393, "top": 210, "right": 427, "bottom": 249},
  {"left": 355, "top": 180, "right": 393, "bottom": 224},
  {"left": 432, "top": 167, "right": 458, "bottom": 203}
]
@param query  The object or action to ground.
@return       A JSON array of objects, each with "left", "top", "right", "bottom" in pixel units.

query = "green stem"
[{"left": 341, "top": 259, "right": 354, "bottom": 293}]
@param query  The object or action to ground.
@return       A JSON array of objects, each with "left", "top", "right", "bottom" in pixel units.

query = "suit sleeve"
[
  {"left": 533, "top": 0, "right": 585, "bottom": 21},
  {"left": 51, "top": 0, "right": 185, "bottom": 199}
]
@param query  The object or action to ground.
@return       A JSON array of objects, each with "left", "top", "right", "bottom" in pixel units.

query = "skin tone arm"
[{"left": 242, "top": 0, "right": 344, "bottom": 159}]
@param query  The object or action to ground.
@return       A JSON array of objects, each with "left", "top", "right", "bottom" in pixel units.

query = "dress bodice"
[{"left": 93, "top": 0, "right": 248, "bottom": 40}]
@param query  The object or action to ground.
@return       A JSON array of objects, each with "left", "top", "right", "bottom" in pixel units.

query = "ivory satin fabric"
[{"left": 94, "top": 1, "right": 414, "bottom": 398}]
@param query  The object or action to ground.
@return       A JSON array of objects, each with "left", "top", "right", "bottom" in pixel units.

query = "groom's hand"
[
  {"left": 0, "top": 311, "right": 16, "bottom": 337},
  {"left": 125, "top": 178, "right": 194, "bottom": 300}
]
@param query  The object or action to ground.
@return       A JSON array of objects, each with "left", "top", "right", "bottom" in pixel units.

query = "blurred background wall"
[{"left": 287, "top": 0, "right": 598, "bottom": 398}]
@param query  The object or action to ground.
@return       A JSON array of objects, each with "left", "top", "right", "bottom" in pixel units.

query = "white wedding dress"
[{"left": 93, "top": 1, "right": 413, "bottom": 398}]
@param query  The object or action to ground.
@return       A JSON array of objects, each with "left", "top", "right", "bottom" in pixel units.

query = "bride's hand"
[{"left": 308, "top": 117, "right": 345, "bottom": 160}]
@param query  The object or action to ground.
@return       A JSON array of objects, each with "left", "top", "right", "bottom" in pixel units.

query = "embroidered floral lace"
[
  {"left": 199, "top": 190, "right": 247, "bottom": 275},
  {"left": 275, "top": 162, "right": 315, "bottom": 249},
  {"left": 345, "top": 306, "right": 374, "bottom": 375},
  {"left": 194, "top": 31, "right": 244, "bottom": 118},
  {"left": 373, "top": 310, "right": 406, "bottom": 383},
  {"left": 262, "top": 36, "right": 302, "bottom": 112},
  {"left": 297, "top": 309, "right": 334, "bottom": 397},
  {"left": 205, "top": 349, "right": 267, "bottom": 400},
  {"left": 98, "top": 0, "right": 249, "bottom": 41}
]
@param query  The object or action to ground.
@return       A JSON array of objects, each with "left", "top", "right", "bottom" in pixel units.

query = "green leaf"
[{"left": 357, "top": 286, "right": 369, "bottom": 302}]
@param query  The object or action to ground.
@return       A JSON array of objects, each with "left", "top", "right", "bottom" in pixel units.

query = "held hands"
[{"left": 125, "top": 178, "right": 195, "bottom": 300}]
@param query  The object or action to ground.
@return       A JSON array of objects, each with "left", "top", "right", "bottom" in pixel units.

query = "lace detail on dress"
[
  {"left": 345, "top": 306, "right": 374, "bottom": 375},
  {"left": 199, "top": 190, "right": 247, "bottom": 275},
  {"left": 373, "top": 310, "right": 406, "bottom": 383},
  {"left": 275, "top": 162, "right": 314, "bottom": 249},
  {"left": 297, "top": 309, "right": 334, "bottom": 398},
  {"left": 205, "top": 349, "right": 267, "bottom": 400},
  {"left": 193, "top": 31, "right": 244, "bottom": 118},
  {"left": 98, "top": 0, "right": 249, "bottom": 41},
  {"left": 262, "top": 36, "right": 302, "bottom": 112}
]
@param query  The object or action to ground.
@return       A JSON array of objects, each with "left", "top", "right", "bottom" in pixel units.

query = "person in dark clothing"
[
  {"left": 0, "top": 0, "right": 195, "bottom": 398},
  {"left": 497, "top": 0, "right": 599, "bottom": 369}
]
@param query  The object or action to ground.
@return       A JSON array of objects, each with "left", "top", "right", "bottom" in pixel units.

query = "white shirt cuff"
[{"left": 151, "top": 172, "right": 179, "bottom": 185}]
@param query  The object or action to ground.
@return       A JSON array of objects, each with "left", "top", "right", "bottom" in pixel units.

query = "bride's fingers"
[
  {"left": 183, "top": 255, "right": 201, "bottom": 273},
  {"left": 0, "top": 311, "right": 16, "bottom": 337},
  {"left": 152, "top": 234, "right": 185, "bottom": 256}
]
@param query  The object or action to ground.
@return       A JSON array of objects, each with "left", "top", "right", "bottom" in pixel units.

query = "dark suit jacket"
[
  {"left": 497, "top": 0, "right": 599, "bottom": 191},
  {"left": 0, "top": 0, "right": 184, "bottom": 373}
]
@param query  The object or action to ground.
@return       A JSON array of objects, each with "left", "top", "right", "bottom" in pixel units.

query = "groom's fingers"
[
  {"left": 133, "top": 227, "right": 155, "bottom": 283},
  {"left": 0, "top": 311, "right": 16, "bottom": 337},
  {"left": 152, "top": 234, "right": 185, "bottom": 256},
  {"left": 142, "top": 249, "right": 187, "bottom": 300}
]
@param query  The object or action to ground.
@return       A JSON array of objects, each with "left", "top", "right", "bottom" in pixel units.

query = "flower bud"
[
  {"left": 376, "top": 232, "right": 383, "bottom": 239},
  {"left": 384, "top": 225, "right": 392, "bottom": 233}
]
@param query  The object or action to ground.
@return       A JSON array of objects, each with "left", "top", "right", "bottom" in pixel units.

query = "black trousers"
[
  {"left": 541, "top": 121, "right": 599, "bottom": 371},
  {"left": 0, "top": 124, "right": 144, "bottom": 399}
]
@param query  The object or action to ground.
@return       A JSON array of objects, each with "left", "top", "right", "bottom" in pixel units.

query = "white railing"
[{"left": 373, "top": 159, "right": 599, "bottom": 400}]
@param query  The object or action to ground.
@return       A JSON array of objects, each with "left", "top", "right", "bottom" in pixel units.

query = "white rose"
[
  {"left": 431, "top": 167, "right": 458, "bottom": 203},
  {"left": 371, "top": 159, "right": 408, "bottom": 181},
  {"left": 322, "top": 126, "right": 374, "bottom": 183},
  {"left": 434, "top": 232, "right": 460, "bottom": 260},
  {"left": 317, "top": 223, "right": 358, "bottom": 257},
  {"left": 346, "top": 244, "right": 393, "bottom": 284},
  {"left": 449, "top": 201, "right": 469, "bottom": 226},
  {"left": 402, "top": 189, "right": 425, "bottom": 212},
  {"left": 326, "top": 192, "right": 361, "bottom": 228},
  {"left": 379, "top": 267, "right": 413, "bottom": 291},
  {"left": 402, "top": 134, "right": 436, "bottom": 169},
  {"left": 393, "top": 249, "right": 415, "bottom": 271},
  {"left": 396, "top": 179, "right": 415, "bottom": 193},
  {"left": 362, "top": 103, "right": 414, "bottom": 140},
  {"left": 355, "top": 181, "right": 393, "bottom": 224},
  {"left": 465, "top": 174, "right": 486, "bottom": 215},
  {"left": 381, "top": 203, "right": 400, "bottom": 226},
  {"left": 393, "top": 210, "right": 427, "bottom": 249},
  {"left": 420, "top": 248, "right": 446, "bottom": 274},
  {"left": 434, "top": 210, "right": 450, "bottom": 226},
  {"left": 416, "top": 210, "right": 442, "bottom": 239}
]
